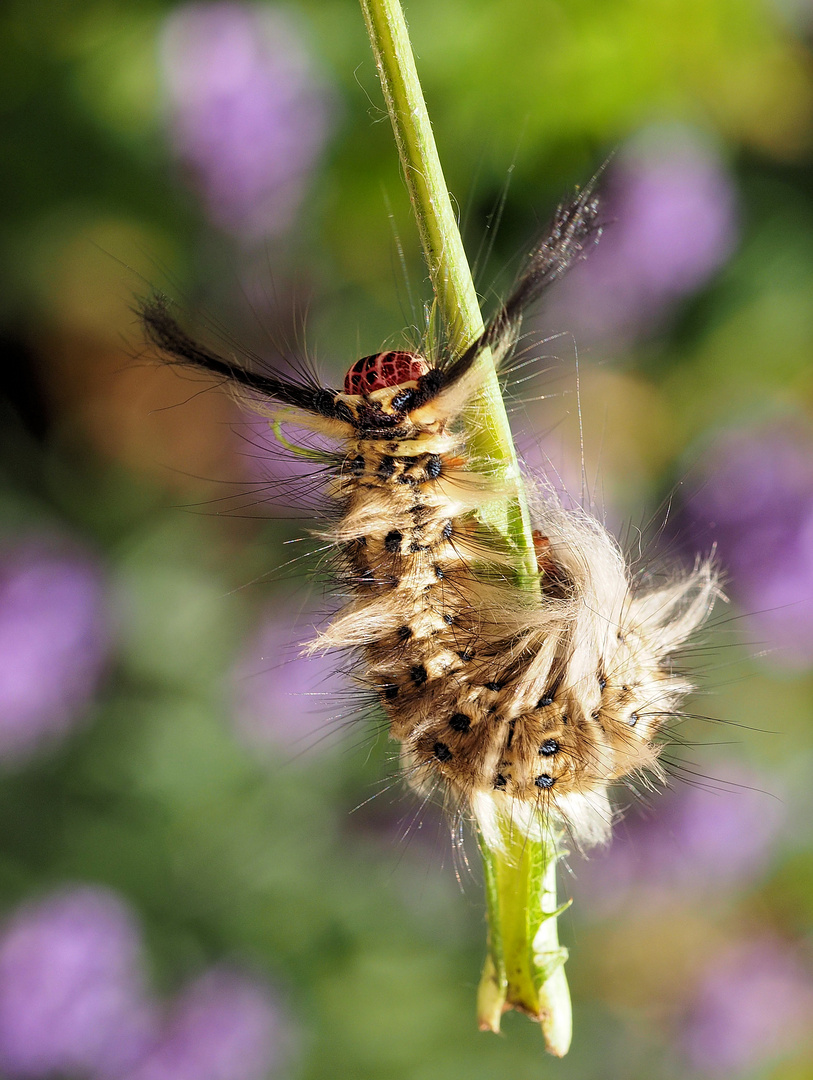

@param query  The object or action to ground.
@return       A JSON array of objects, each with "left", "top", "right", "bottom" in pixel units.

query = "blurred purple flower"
[
  {"left": 0, "top": 542, "right": 110, "bottom": 761},
  {"left": 684, "top": 423, "right": 813, "bottom": 667},
  {"left": 0, "top": 887, "right": 154, "bottom": 1078},
  {"left": 125, "top": 968, "right": 285, "bottom": 1080},
  {"left": 681, "top": 938, "right": 813, "bottom": 1076},
  {"left": 231, "top": 603, "right": 347, "bottom": 756},
  {"left": 160, "top": 2, "right": 333, "bottom": 240},
  {"left": 574, "top": 766, "right": 784, "bottom": 915},
  {"left": 552, "top": 127, "right": 737, "bottom": 344}
]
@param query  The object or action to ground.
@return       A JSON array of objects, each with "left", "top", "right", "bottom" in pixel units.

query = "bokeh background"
[{"left": 2, "top": 0, "right": 813, "bottom": 1077}]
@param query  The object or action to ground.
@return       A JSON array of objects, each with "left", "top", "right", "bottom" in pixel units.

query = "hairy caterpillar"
[{"left": 139, "top": 186, "right": 718, "bottom": 852}]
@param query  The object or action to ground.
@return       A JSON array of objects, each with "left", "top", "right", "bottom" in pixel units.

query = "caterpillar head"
[{"left": 343, "top": 351, "right": 430, "bottom": 395}]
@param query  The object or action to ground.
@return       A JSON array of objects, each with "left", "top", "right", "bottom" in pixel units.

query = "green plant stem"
[
  {"left": 359, "top": 0, "right": 536, "bottom": 580},
  {"left": 359, "top": 0, "right": 571, "bottom": 1054},
  {"left": 476, "top": 813, "right": 572, "bottom": 1055}
]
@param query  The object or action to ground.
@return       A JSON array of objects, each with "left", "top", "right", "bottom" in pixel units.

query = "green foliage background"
[{"left": 1, "top": 0, "right": 813, "bottom": 1077}]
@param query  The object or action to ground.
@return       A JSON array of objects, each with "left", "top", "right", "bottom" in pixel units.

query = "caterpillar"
[{"left": 139, "top": 186, "right": 718, "bottom": 851}]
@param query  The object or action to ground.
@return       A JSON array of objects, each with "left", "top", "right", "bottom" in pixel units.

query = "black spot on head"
[
  {"left": 449, "top": 713, "right": 471, "bottom": 733},
  {"left": 485, "top": 681, "right": 502, "bottom": 692},
  {"left": 539, "top": 739, "right": 560, "bottom": 757},
  {"left": 434, "top": 741, "right": 452, "bottom": 762},
  {"left": 397, "top": 625, "right": 412, "bottom": 641},
  {"left": 411, "top": 664, "right": 428, "bottom": 686},
  {"left": 384, "top": 530, "right": 403, "bottom": 553},
  {"left": 349, "top": 454, "right": 365, "bottom": 475},
  {"left": 493, "top": 773, "right": 507, "bottom": 790},
  {"left": 538, "top": 694, "right": 554, "bottom": 708},
  {"left": 425, "top": 454, "right": 443, "bottom": 480},
  {"left": 441, "top": 520, "right": 453, "bottom": 540},
  {"left": 434, "top": 564, "right": 444, "bottom": 579},
  {"left": 378, "top": 455, "right": 396, "bottom": 478},
  {"left": 629, "top": 712, "right": 639, "bottom": 727},
  {"left": 383, "top": 684, "right": 399, "bottom": 700},
  {"left": 535, "top": 774, "right": 555, "bottom": 789}
]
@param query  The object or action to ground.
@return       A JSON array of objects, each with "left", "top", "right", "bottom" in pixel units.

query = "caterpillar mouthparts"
[{"left": 139, "top": 186, "right": 719, "bottom": 850}]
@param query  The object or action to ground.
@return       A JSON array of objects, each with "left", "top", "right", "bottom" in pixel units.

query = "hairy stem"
[{"left": 359, "top": 0, "right": 571, "bottom": 1054}]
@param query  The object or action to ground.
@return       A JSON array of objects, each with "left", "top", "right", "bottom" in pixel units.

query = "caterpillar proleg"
[{"left": 139, "top": 185, "right": 719, "bottom": 854}]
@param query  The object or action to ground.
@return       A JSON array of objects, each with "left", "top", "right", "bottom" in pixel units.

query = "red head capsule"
[{"left": 343, "top": 350, "right": 430, "bottom": 395}]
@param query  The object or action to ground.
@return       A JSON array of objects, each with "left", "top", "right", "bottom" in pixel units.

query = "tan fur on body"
[{"left": 306, "top": 397, "right": 718, "bottom": 848}]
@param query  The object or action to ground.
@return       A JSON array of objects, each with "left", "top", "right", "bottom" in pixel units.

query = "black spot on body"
[
  {"left": 458, "top": 648, "right": 475, "bottom": 661},
  {"left": 538, "top": 694, "right": 554, "bottom": 708},
  {"left": 397, "top": 625, "right": 412, "bottom": 641},
  {"left": 629, "top": 712, "right": 639, "bottom": 727},
  {"left": 425, "top": 455, "right": 443, "bottom": 480},
  {"left": 383, "top": 684, "right": 399, "bottom": 700},
  {"left": 378, "top": 455, "right": 396, "bottom": 478},
  {"left": 350, "top": 454, "right": 365, "bottom": 475},
  {"left": 413, "top": 369, "right": 444, "bottom": 406},
  {"left": 434, "top": 741, "right": 452, "bottom": 762},
  {"left": 409, "top": 541, "right": 429, "bottom": 553},
  {"left": 443, "top": 613, "right": 455, "bottom": 625},
  {"left": 390, "top": 389, "right": 415, "bottom": 412},
  {"left": 506, "top": 720, "right": 516, "bottom": 749},
  {"left": 485, "top": 681, "right": 502, "bottom": 692},
  {"left": 449, "top": 713, "right": 471, "bottom": 733},
  {"left": 539, "top": 739, "right": 559, "bottom": 756},
  {"left": 387, "top": 442, "right": 398, "bottom": 453},
  {"left": 493, "top": 773, "right": 507, "bottom": 790},
  {"left": 598, "top": 674, "right": 607, "bottom": 690},
  {"left": 535, "top": 774, "right": 555, "bottom": 789},
  {"left": 441, "top": 520, "right": 453, "bottom": 540},
  {"left": 384, "top": 530, "right": 403, "bottom": 553},
  {"left": 411, "top": 664, "right": 428, "bottom": 686},
  {"left": 317, "top": 389, "right": 347, "bottom": 420}
]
